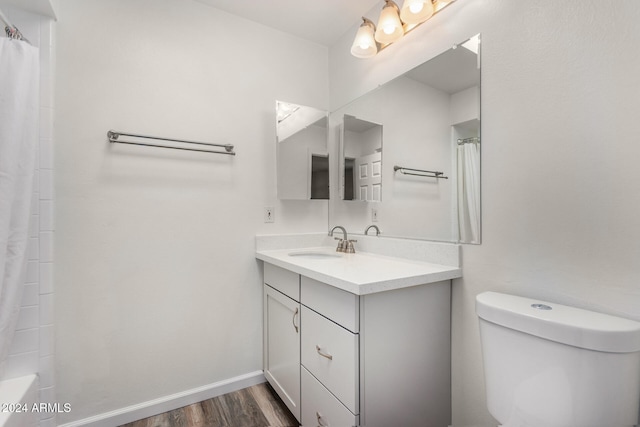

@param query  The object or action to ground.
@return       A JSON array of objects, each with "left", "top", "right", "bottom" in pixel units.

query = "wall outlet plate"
[{"left": 264, "top": 207, "right": 275, "bottom": 223}]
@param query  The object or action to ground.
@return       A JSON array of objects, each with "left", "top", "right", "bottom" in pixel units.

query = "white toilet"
[{"left": 476, "top": 291, "right": 640, "bottom": 427}]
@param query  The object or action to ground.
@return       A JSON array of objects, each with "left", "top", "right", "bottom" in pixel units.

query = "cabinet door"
[{"left": 264, "top": 284, "right": 301, "bottom": 422}]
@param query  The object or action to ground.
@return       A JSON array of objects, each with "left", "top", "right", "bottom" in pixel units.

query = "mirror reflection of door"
[
  {"left": 310, "top": 154, "right": 329, "bottom": 199},
  {"left": 342, "top": 115, "right": 382, "bottom": 201},
  {"left": 355, "top": 151, "right": 381, "bottom": 201},
  {"left": 344, "top": 158, "right": 355, "bottom": 200}
]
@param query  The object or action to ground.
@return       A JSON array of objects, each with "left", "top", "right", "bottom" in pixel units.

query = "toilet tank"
[{"left": 476, "top": 292, "right": 640, "bottom": 427}]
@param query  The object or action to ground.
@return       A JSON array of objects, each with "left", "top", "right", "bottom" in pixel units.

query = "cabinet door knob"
[
  {"left": 316, "top": 411, "right": 328, "bottom": 426},
  {"left": 315, "top": 345, "right": 333, "bottom": 360},
  {"left": 292, "top": 307, "right": 299, "bottom": 333}
]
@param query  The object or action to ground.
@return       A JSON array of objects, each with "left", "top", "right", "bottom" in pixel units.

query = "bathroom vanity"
[{"left": 256, "top": 237, "right": 461, "bottom": 427}]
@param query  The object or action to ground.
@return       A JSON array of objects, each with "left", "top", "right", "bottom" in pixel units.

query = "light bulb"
[
  {"left": 374, "top": 1, "right": 404, "bottom": 44},
  {"left": 400, "top": 0, "right": 434, "bottom": 25},
  {"left": 351, "top": 18, "right": 378, "bottom": 58},
  {"left": 410, "top": 2, "right": 424, "bottom": 13}
]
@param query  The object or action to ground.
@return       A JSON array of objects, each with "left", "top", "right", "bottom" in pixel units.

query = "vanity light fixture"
[
  {"left": 374, "top": 0, "right": 404, "bottom": 44},
  {"left": 350, "top": 17, "right": 378, "bottom": 58},
  {"left": 351, "top": 0, "right": 457, "bottom": 59}
]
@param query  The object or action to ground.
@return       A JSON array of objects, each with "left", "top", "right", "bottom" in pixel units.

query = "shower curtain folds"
[
  {"left": 0, "top": 37, "right": 39, "bottom": 373},
  {"left": 457, "top": 141, "right": 480, "bottom": 243}
]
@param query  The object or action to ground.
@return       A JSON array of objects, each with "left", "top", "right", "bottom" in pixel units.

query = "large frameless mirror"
[
  {"left": 276, "top": 101, "right": 329, "bottom": 200},
  {"left": 329, "top": 34, "right": 481, "bottom": 243}
]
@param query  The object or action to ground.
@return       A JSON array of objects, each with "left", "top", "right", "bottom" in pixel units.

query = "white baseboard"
[{"left": 57, "top": 370, "right": 265, "bottom": 427}]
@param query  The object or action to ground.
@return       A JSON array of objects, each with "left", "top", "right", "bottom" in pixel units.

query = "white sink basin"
[{"left": 288, "top": 250, "right": 342, "bottom": 259}]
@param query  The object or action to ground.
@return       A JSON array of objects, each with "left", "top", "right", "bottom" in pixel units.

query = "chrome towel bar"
[
  {"left": 457, "top": 137, "right": 480, "bottom": 145},
  {"left": 107, "top": 130, "right": 236, "bottom": 156},
  {"left": 394, "top": 166, "right": 448, "bottom": 179}
]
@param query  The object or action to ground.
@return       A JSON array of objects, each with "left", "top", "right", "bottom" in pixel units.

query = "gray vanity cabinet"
[{"left": 263, "top": 262, "right": 452, "bottom": 427}]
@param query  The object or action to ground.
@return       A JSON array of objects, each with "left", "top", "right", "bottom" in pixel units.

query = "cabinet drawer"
[
  {"left": 264, "top": 263, "right": 300, "bottom": 301},
  {"left": 302, "top": 367, "right": 358, "bottom": 427},
  {"left": 301, "top": 306, "right": 359, "bottom": 414},
  {"left": 301, "top": 276, "right": 359, "bottom": 332}
]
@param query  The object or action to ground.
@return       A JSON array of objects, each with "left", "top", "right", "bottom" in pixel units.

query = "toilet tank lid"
[{"left": 476, "top": 292, "right": 640, "bottom": 353}]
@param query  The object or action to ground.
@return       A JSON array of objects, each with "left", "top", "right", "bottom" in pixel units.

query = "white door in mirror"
[{"left": 355, "top": 152, "right": 381, "bottom": 201}]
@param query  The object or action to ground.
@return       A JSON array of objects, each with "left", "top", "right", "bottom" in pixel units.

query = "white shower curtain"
[
  {"left": 457, "top": 142, "right": 480, "bottom": 243},
  {"left": 0, "top": 37, "right": 39, "bottom": 373}
]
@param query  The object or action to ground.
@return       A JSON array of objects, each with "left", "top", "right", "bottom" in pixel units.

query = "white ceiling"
[
  {"left": 193, "top": 0, "right": 382, "bottom": 46},
  {"left": 406, "top": 43, "right": 479, "bottom": 94},
  {"left": 192, "top": 1, "right": 479, "bottom": 95},
  {"left": 0, "top": 0, "right": 56, "bottom": 19}
]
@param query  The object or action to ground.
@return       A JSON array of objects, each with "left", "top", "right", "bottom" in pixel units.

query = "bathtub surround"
[
  {"left": 0, "top": 4, "right": 56, "bottom": 427},
  {"left": 0, "top": 35, "right": 39, "bottom": 375},
  {"left": 0, "top": 374, "right": 39, "bottom": 427}
]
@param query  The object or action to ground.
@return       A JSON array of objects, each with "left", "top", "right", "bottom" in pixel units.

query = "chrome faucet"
[
  {"left": 330, "top": 225, "right": 347, "bottom": 240},
  {"left": 329, "top": 225, "right": 357, "bottom": 253},
  {"left": 364, "top": 224, "right": 381, "bottom": 236}
]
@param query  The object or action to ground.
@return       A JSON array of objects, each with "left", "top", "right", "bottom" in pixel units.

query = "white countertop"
[{"left": 256, "top": 247, "right": 462, "bottom": 295}]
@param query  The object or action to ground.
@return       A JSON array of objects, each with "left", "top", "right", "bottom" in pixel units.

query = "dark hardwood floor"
[{"left": 119, "top": 382, "right": 298, "bottom": 427}]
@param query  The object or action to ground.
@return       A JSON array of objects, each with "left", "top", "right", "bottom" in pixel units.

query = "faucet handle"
[{"left": 344, "top": 239, "right": 357, "bottom": 253}]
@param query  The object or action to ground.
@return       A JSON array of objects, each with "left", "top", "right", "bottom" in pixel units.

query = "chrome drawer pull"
[
  {"left": 316, "top": 411, "right": 328, "bottom": 426},
  {"left": 292, "top": 307, "right": 299, "bottom": 333},
  {"left": 316, "top": 345, "right": 333, "bottom": 360}
]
